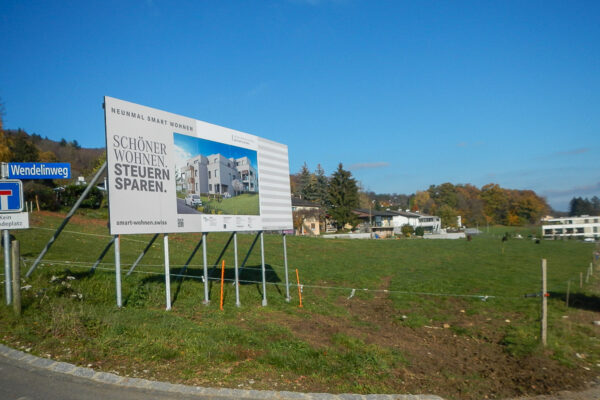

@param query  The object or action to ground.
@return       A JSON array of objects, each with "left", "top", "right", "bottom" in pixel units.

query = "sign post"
[{"left": 0, "top": 174, "right": 27, "bottom": 305}]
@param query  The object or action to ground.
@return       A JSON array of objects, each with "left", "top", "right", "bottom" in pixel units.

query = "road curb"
[{"left": 0, "top": 343, "right": 444, "bottom": 400}]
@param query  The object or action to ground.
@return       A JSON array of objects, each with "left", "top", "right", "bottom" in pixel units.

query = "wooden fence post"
[{"left": 541, "top": 259, "right": 547, "bottom": 347}]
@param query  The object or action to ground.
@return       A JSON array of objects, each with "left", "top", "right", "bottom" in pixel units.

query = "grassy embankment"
[{"left": 0, "top": 211, "right": 598, "bottom": 399}]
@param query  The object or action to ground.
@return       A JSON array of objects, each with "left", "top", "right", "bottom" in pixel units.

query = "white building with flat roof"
[
  {"left": 184, "top": 153, "right": 257, "bottom": 197},
  {"left": 542, "top": 215, "right": 600, "bottom": 240}
]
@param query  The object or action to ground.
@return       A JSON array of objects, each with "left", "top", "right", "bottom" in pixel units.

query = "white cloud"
[
  {"left": 348, "top": 162, "right": 389, "bottom": 170},
  {"left": 173, "top": 144, "right": 192, "bottom": 173}
]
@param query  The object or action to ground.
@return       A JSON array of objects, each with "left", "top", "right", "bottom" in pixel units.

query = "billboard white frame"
[{"left": 104, "top": 96, "right": 293, "bottom": 235}]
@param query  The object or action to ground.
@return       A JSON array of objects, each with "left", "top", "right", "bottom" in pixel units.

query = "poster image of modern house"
[{"left": 183, "top": 153, "right": 258, "bottom": 197}]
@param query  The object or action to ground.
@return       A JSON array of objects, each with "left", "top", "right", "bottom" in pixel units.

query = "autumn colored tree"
[
  {"left": 480, "top": 184, "right": 510, "bottom": 224},
  {"left": 411, "top": 190, "right": 435, "bottom": 214}
]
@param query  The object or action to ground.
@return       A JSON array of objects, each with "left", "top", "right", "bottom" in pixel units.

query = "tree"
[
  {"left": 327, "top": 163, "right": 359, "bottom": 230},
  {"left": 438, "top": 204, "right": 458, "bottom": 227},
  {"left": 480, "top": 184, "right": 509, "bottom": 224},
  {"left": 411, "top": 190, "right": 435, "bottom": 214},
  {"left": 401, "top": 224, "right": 414, "bottom": 237},
  {"left": 313, "top": 164, "right": 329, "bottom": 207},
  {"left": 9, "top": 129, "right": 39, "bottom": 162},
  {"left": 0, "top": 99, "right": 12, "bottom": 162},
  {"left": 298, "top": 162, "right": 317, "bottom": 200}
]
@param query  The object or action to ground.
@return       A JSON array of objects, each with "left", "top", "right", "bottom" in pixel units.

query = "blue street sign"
[
  {"left": 7, "top": 162, "right": 71, "bottom": 179},
  {"left": 0, "top": 180, "right": 23, "bottom": 213}
]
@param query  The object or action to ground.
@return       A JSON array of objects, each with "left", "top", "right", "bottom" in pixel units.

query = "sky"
[
  {"left": 173, "top": 132, "right": 258, "bottom": 174},
  {"left": 1, "top": 0, "right": 598, "bottom": 211}
]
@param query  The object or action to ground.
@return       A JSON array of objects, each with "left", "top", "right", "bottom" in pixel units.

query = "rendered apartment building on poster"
[{"left": 183, "top": 153, "right": 258, "bottom": 197}]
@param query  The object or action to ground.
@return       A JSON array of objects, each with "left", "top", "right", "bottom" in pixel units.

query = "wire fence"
[{"left": 3, "top": 228, "right": 597, "bottom": 306}]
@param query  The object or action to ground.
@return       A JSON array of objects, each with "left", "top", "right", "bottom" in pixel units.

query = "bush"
[
  {"left": 401, "top": 224, "right": 414, "bottom": 237},
  {"left": 61, "top": 184, "right": 104, "bottom": 209},
  {"left": 415, "top": 226, "right": 425, "bottom": 237},
  {"left": 23, "top": 182, "right": 60, "bottom": 211}
]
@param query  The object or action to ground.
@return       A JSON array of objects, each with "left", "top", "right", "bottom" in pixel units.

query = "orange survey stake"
[{"left": 295, "top": 268, "right": 303, "bottom": 308}]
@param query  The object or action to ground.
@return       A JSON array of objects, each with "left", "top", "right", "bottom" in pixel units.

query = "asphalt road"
[
  {"left": 176, "top": 198, "right": 201, "bottom": 215},
  {"left": 0, "top": 354, "right": 211, "bottom": 400}
]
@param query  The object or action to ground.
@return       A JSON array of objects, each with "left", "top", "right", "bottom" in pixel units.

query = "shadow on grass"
[
  {"left": 549, "top": 291, "right": 600, "bottom": 312},
  {"left": 125, "top": 264, "right": 283, "bottom": 306}
]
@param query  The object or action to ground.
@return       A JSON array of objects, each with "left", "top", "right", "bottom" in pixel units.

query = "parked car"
[{"left": 185, "top": 194, "right": 202, "bottom": 207}]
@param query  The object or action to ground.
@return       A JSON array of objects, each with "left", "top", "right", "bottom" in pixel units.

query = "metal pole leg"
[
  {"left": 202, "top": 233, "right": 209, "bottom": 304},
  {"left": 115, "top": 235, "right": 122, "bottom": 308},
  {"left": 127, "top": 233, "right": 159, "bottom": 276},
  {"left": 4, "top": 230, "right": 11, "bottom": 305},
  {"left": 164, "top": 234, "right": 171, "bottom": 311},
  {"left": 234, "top": 232, "right": 240, "bottom": 307},
  {"left": 283, "top": 233, "right": 290, "bottom": 302},
  {"left": 260, "top": 231, "right": 267, "bottom": 307}
]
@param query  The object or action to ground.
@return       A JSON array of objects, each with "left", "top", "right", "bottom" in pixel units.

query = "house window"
[
  {"left": 208, "top": 171, "right": 211, "bottom": 179},
  {"left": 208, "top": 184, "right": 212, "bottom": 191}
]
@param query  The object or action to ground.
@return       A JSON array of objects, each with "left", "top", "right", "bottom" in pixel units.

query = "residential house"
[
  {"left": 388, "top": 210, "right": 441, "bottom": 234},
  {"left": 542, "top": 215, "right": 600, "bottom": 240},
  {"left": 352, "top": 209, "right": 396, "bottom": 238},
  {"left": 292, "top": 197, "right": 322, "bottom": 236}
]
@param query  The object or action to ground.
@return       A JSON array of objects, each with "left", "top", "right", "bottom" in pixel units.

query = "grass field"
[
  {"left": 0, "top": 211, "right": 599, "bottom": 399},
  {"left": 200, "top": 193, "right": 260, "bottom": 215}
]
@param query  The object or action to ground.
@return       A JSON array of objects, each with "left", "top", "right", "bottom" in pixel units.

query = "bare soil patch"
[{"left": 268, "top": 282, "right": 597, "bottom": 400}]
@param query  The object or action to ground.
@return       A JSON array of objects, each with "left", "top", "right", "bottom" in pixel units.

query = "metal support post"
[
  {"left": 11, "top": 240, "right": 21, "bottom": 316},
  {"left": 91, "top": 236, "right": 116, "bottom": 272},
  {"left": 27, "top": 162, "right": 107, "bottom": 278},
  {"left": 127, "top": 233, "right": 159, "bottom": 276},
  {"left": 234, "top": 232, "right": 240, "bottom": 307},
  {"left": 164, "top": 234, "right": 171, "bottom": 311},
  {"left": 3, "top": 230, "right": 11, "bottom": 305},
  {"left": 115, "top": 235, "right": 122, "bottom": 308},
  {"left": 283, "top": 233, "right": 290, "bottom": 302},
  {"left": 202, "top": 232, "right": 209, "bottom": 304},
  {"left": 260, "top": 231, "right": 267, "bottom": 307},
  {"left": 209, "top": 232, "right": 235, "bottom": 275},
  {"left": 239, "top": 232, "right": 261, "bottom": 271}
]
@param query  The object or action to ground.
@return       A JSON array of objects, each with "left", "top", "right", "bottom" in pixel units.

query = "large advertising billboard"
[{"left": 104, "top": 96, "right": 293, "bottom": 235}]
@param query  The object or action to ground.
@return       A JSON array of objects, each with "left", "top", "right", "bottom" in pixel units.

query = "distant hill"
[{"left": 3, "top": 129, "right": 105, "bottom": 182}]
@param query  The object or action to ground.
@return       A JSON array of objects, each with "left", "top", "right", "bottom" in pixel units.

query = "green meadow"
[
  {"left": 0, "top": 211, "right": 598, "bottom": 400},
  {"left": 200, "top": 193, "right": 260, "bottom": 215}
]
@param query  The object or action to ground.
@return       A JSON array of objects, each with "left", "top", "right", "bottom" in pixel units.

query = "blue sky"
[
  {"left": 173, "top": 132, "right": 258, "bottom": 173},
  {"left": 1, "top": 0, "right": 598, "bottom": 211}
]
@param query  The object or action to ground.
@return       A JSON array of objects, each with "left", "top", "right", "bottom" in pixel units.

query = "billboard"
[{"left": 104, "top": 96, "right": 292, "bottom": 235}]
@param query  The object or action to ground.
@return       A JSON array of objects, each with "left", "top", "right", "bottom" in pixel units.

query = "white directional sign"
[{"left": 0, "top": 212, "right": 29, "bottom": 230}]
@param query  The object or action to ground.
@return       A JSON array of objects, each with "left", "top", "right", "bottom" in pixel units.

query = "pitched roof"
[{"left": 291, "top": 197, "right": 321, "bottom": 208}]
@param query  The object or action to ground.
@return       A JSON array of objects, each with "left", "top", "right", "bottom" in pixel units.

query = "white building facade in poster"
[{"left": 104, "top": 96, "right": 293, "bottom": 235}]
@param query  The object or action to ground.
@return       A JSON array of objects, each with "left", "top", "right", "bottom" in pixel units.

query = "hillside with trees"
[
  {"left": 291, "top": 164, "right": 551, "bottom": 228},
  {"left": 1, "top": 129, "right": 104, "bottom": 178}
]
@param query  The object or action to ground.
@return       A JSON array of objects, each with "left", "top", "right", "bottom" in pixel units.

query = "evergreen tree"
[
  {"left": 314, "top": 164, "right": 329, "bottom": 206},
  {"left": 0, "top": 100, "right": 12, "bottom": 162},
  {"left": 299, "top": 162, "right": 317, "bottom": 200},
  {"left": 327, "top": 163, "right": 359, "bottom": 230},
  {"left": 10, "top": 129, "right": 39, "bottom": 162}
]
